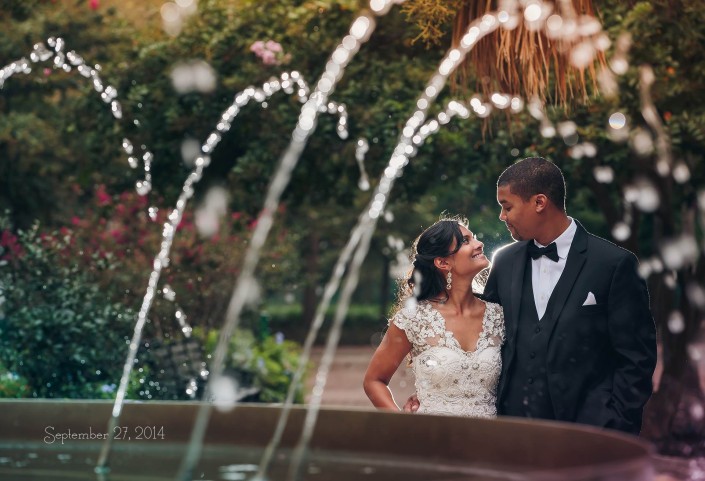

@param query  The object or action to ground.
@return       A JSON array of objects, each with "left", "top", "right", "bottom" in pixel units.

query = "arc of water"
[
  {"left": 0, "top": 37, "right": 160, "bottom": 200},
  {"left": 0, "top": 32, "right": 376, "bottom": 474},
  {"left": 253, "top": 89, "right": 523, "bottom": 481},
  {"left": 94, "top": 65, "right": 350, "bottom": 470},
  {"left": 174, "top": 2, "right": 403, "bottom": 479},
  {"left": 254, "top": 210, "right": 368, "bottom": 480},
  {"left": 284, "top": 11, "right": 509, "bottom": 481},
  {"left": 638, "top": 65, "right": 673, "bottom": 176},
  {"left": 355, "top": 138, "right": 371, "bottom": 190}
]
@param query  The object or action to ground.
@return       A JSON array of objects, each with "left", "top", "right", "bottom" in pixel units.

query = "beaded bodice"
[{"left": 391, "top": 300, "right": 505, "bottom": 418}]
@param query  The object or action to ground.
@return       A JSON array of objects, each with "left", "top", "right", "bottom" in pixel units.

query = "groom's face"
[{"left": 497, "top": 184, "right": 536, "bottom": 241}]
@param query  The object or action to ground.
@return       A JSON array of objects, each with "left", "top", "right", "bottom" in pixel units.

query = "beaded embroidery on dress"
[{"left": 391, "top": 300, "right": 504, "bottom": 418}]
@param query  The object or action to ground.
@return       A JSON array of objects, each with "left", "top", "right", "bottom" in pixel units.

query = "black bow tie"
[{"left": 527, "top": 242, "right": 559, "bottom": 262}]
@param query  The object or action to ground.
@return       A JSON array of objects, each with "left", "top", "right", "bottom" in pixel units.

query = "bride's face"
[{"left": 448, "top": 225, "right": 489, "bottom": 276}]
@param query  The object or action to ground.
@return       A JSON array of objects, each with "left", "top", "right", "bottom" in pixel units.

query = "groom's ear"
[{"left": 534, "top": 194, "right": 549, "bottom": 213}]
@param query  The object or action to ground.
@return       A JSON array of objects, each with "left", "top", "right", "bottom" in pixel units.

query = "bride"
[{"left": 363, "top": 216, "right": 505, "bottom": 417}]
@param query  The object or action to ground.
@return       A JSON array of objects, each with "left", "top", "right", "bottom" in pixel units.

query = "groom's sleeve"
[
  {"left": 481, "top": 252, "right": 502, "bottom": 305},
  {"left": 605, "top": 252, "right": 657, "bottom": 433}
]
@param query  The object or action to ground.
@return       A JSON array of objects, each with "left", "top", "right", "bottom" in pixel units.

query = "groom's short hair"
[{"left": 498, "top": 157, "right": 566, "bottom": 211}]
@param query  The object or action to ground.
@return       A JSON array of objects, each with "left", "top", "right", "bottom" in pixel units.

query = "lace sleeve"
[
  {"left": 486, "top": 302, "right": 506, "bottom": 344},
  {"left": 390, "top": 308, "right": 416, "bottom": 346}
]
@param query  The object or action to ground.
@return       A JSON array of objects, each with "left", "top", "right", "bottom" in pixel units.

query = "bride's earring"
[{"left": 446, "top": 271, "right": 452, "bottom": 291}]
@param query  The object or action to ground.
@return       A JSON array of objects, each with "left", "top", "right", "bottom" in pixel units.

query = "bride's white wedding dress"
[{"left": 392, "top": 300, "right": 505, "bottom": 418}]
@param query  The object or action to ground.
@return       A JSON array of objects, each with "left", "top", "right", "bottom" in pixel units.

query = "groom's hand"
[{"left": 402, "top": 393, "right": 419, "bottom": 412}]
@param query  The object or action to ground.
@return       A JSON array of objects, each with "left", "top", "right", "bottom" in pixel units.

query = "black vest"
[{"left": 500, "top": 256, "right": 556, "bottom": 419}]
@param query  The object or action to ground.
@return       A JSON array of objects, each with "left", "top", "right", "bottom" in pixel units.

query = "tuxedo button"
[
  {"left": 529, "top": 352, "right": 536, "bottom": 359},
  {"left": 527, "top": 378, "right": 534, "bottom": 384},
  {"left": 535, "top": 327, "right": 541, "bottom": 333}
]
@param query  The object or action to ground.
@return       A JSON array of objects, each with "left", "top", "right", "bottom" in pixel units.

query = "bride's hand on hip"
[{"left": 403, "top": 393, "right": 420, "bottom": 412}]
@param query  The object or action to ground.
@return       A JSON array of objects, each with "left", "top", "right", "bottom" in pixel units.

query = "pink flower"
[
  {"left": 250, "top": 39, "right": 288, "bottom": 66},
  {"left": 250, "top": 41, "right": 265, "bottom": 54},
  {"left": 261, "top": 50, "right": 277, "bottom": 65},
  {"left": 109, "top": 229, "right": 124, "bottom": 242},
  {"left": 89, "top": 0, "right": 99, "bottom": 10},
  {"left": 43, "top": 68, "right": 51, "bottom": 76},
  {"left": 265, "top": 40, "right": 283, "bottom": 53},
  {"left": 95, "top": 185, "right": 111, "bottom": 206},
  {"left": 0, "top": 230, "right": 22, "bottom": 257},
  {"left": 71, "top": 216, "right": 82, "bottom": 226}
]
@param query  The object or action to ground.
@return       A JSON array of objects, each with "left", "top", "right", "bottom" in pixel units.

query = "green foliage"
[
  {"left": 204, "top": 328, "right": 308, "bottom": 403},
  {"left": 0, "top": 1, "right": 703, "bottom": 424},
  {"left": 0, "top": 2, "right": 137, "bottom": 228},
  {"left": 0, "top": 220, "right": 134, "bottom": 398},
  {"left": 0, "top": 363, "right": 30, "bottom": 398}
]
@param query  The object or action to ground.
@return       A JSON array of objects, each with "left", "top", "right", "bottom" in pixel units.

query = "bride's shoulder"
[
  {"left": 483, "top": 301, "right": 505, "bottom": 323},
  {"left": 389, "top": 300, "right": 434, "bottom": 329}
]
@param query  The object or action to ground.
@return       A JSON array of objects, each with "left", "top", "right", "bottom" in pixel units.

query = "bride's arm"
[{"left": 363, "top": 323, "right": 412, "bottom": 411}]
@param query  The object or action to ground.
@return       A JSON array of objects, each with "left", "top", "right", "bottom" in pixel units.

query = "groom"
[{"left": 482, "top": 156, "right": 657, "bottom": 434}]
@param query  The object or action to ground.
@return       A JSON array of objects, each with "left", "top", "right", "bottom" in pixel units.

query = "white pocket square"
[{"left": 582, "top": 292, "right": 597, "bottom": 306}]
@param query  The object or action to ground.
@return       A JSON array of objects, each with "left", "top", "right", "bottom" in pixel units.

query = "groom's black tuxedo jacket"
[{"left": 483, "top": 221, "right": 657, "bottom": 434}]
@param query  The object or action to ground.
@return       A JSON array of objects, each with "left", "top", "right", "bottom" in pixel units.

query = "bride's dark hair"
[
  {"left": 389, "top": 215, "right": 466, "bottom": 313},
  {"left": 390, "top": 214, "right": 489, "bottom": 319},
  {"left": 408, "top": 217, "right": 466, "bottom": 301}
]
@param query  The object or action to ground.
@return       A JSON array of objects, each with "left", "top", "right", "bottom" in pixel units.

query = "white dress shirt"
[{"left": 532, "top": 218, "right": 577, "bottom": 319}]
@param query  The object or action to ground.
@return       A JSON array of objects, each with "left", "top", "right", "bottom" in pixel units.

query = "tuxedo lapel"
[
  {"left": 509, "top": 243, "right": 528, "bottom": 343},
  {"left": 497, "top": 241, "right": 529, "bottom": 401},
  {"left": 547, "top": 223, "right": 589, "bottom": 325}
]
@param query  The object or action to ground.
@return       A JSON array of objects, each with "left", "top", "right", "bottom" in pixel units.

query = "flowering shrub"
[
  {"left": 35, "top": 185, "right": 298, "bottom": 336},
  {"left": 250, "top": 40, "right": 291, "bottom": 66},
  {"left": 0, "top": 184, "right": 302, "bottom": 399},
  {"left": 0, "top": 220, "right": 135, "bottom": 398}
]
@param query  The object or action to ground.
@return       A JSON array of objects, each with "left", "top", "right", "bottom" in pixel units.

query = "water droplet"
[
  {"left": 111, "top": 101, "right": 122, "bottom": 119},
  {"left": 557, "top": 121, "right": 577, "bottom": 138},
  {"left": 673, "top": 162, "right": 691, "bottom": 183},
  {"left": 686, "top": 283, "right": 705, "bottom": 309},
  {"left": 490, "top": 92, "right": 510, "bottom": 109},
  {"left": 611, "top": 222, "right": 631, "bottom": 241},
  {"left": 667, "top": 311, "right": 685, "bottom": 334},
  {"left": 403, "top": 297, "right": 418, "bottom": 316},
  {"left": 608, "top": 112, "right": 627, "bottom": 130},
  {"left": 546, "top": 14, "right": 563, "bottom": 32},
  {"left": 631, "top": 178, "right": 660, "bottom": 212},
  {"left": 524, "top": 4, "right": 542, "bottom": 22},
  {"left": 185, "top": 377, "right": 198, "bottom": 399},
  {"left": 195, "top": 208, "right": 219, "bottom": 237},
  {"left": 582, "top": 143, "right": 597, "bottom": 157},
  {"left": 122, "top": 138, "right": 134, "bottom": 155},
  {"left": 162, "top": 285, "right": 176, "bottom": 301},
  {"left": 631, "top": 128, "right": 654, "bottom": 156},
  {"left": 688, "top": 345, "right": 703, "bottom": 361},
  {"left": 571, "top": 42, "right": 596, "bottom": 69},
  {"left": 136, "top": 180, "right": 151, "bottom": 196},
  {"left": 593, "top": 166, "right": 614, "bottom": 183},
  {"left": 540, "top": 125, "right": 556, "bottom": 138},
  {"left": 661, "top": 235, "right": 699, "bottom": 269}
]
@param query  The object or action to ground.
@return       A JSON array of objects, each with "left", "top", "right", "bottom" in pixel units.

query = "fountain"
[
  {"left": 2, "top": 0, "right": 703, "bottom": 479},
  {"left": 1, "top": 399, "right": 653, "bottom": 481}
]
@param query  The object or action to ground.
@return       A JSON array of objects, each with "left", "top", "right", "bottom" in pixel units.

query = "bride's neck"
[{"left": 444, "top": 283, "right": 477, "bottom": 311}]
